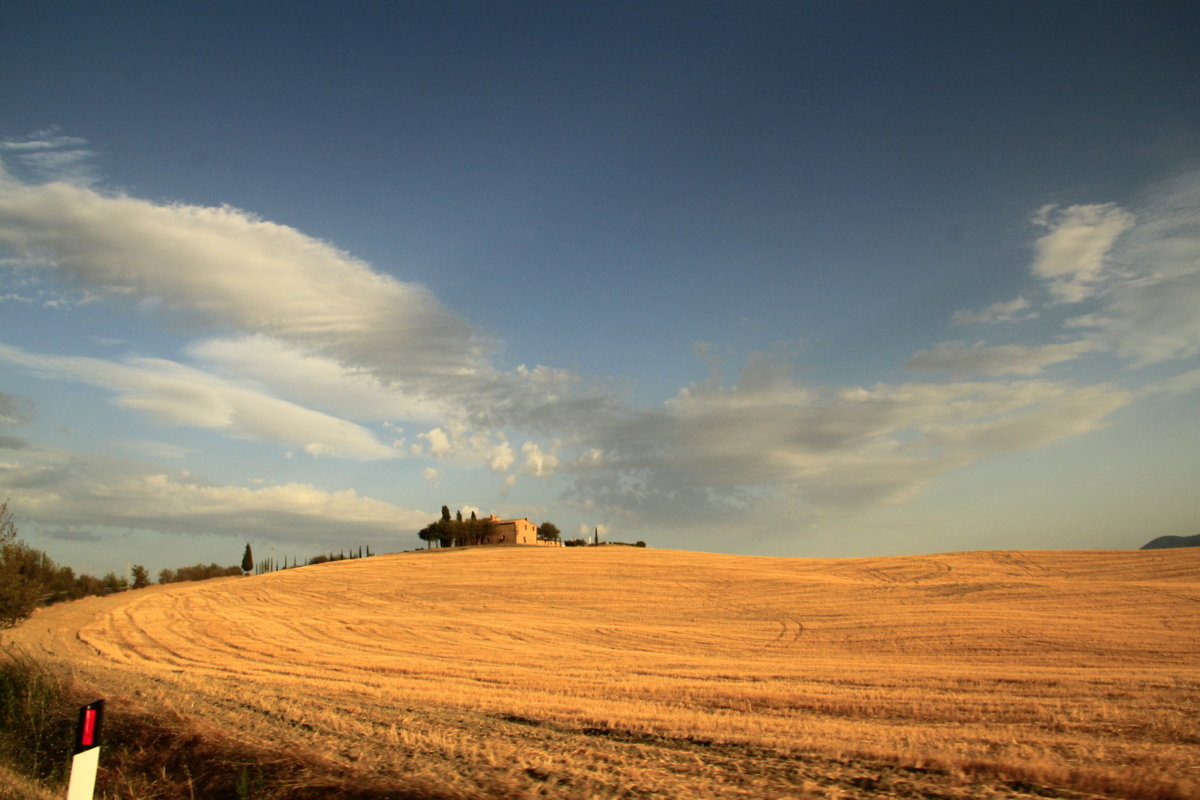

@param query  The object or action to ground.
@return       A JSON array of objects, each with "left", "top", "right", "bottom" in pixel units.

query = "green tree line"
[
  {"left": 1, "top": 500, "right": 143, "bottom": 628},
  {"left": 0, "top": 500, "right": 377, "bottom": 630}
]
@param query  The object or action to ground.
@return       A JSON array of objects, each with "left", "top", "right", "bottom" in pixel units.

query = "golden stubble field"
[{"left": 11, "top": 547, "right": 1200, "bottom": 799}]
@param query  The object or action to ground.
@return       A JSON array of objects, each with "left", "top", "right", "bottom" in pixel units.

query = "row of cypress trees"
[{"left": 239, "top": 543, "right": 375, "bottom": 575}]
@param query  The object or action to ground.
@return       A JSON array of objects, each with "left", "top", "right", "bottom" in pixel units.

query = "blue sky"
[{"left": 2, "top": 1, "right": 1198, "bottom": 575}]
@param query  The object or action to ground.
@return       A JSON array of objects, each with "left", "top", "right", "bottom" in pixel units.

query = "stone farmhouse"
[{"left": 482, "top": 515, "right": 563, "bottom": 547}]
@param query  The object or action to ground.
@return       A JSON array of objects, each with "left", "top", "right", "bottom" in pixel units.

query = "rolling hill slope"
[{"left": 11, "top": 547, "right": 1200, "bottom": 799}]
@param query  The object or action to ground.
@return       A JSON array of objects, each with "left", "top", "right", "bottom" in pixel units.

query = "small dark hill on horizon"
[{"left": 1140, "top": 533, "right": 1200, "bottom": 550}]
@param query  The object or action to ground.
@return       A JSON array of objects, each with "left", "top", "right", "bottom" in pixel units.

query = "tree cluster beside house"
[{"left": 418, "top": 506, "right": 563, "bottom": 548}]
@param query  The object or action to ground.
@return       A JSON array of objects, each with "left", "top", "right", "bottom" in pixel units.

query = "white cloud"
[
  {"left": 488, "top": 440, "right": 516, "bottom": 473},
  {"left": 992, "top": 174, "right": 1200, "bottom": 368},
  {"left": 1066, "top": 173, "right": 1200, "bottom": 365},
  {"left": 1030, "top": 203, "right": 1135, "bottom": 302},
  {"left": 0, "top": 344, "right": 399, "bottom": 460},
  {"left": 0, "top": 172, "right": 488, "bottom": 386},
  {"left": 905, "top": 340, "right": 1099, "bottom": 376},
  {"left": 951, "top": 296, "right": 1033, "bottom": 325},
  {"left": 187, "top": 335, "right": 448, "bottom": 423},
  {"left": 0, "top": 446, "right": 428, "bottom": 544},
  {"left": 0, "top": 165, "right": 614, "bottom": 438},
  {"left": 1086, "top": 271, "right": 1200, "bottom": 365},
  {"left": 565, "top": 366, "right": 1132, "bottom": 519},
  {"left": 2, "top": 138, "right": 1187, "bottom": 548},
  {"left": 417, "top": 422, "right": 515, "bottom": 474},
  {"left": 420, "top": 427, "right": 454, "bottom": 458},
  {"left": 521, "top": 441, "right": 559, "bottom": 477}
]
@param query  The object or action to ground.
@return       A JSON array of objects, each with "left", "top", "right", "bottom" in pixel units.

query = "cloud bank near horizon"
[{"left": 0, "top": 442, "right": 429, "bottom": 545}]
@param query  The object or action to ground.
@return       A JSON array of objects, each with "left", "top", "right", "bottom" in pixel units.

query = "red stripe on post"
[
  {"left": 80, "top": 709, "right": 96, "bottom": 747},
  {"left": 74, "top": 699, "right": 104, "bottom": 753}
]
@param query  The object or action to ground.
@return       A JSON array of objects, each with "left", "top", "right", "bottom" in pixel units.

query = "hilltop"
[{"left": 7, "top": 547, "right": 1199, "bottom": 800}]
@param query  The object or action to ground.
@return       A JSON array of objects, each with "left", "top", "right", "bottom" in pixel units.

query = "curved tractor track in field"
[{"left": 9, "top": 547, "right": 1200, "bottom": 800}]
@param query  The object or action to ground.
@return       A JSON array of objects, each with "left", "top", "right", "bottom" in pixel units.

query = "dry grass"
[
  {"left": 0, "top": 762, "right": 59, "bottom": 800},
  {"left": 10, "top": 547, "right": 1200, "bottom": 799}
]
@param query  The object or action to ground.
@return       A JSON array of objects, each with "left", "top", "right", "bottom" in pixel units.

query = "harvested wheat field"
[{"left": 11, "top": 547, "right": 1200, "bottom": 799}]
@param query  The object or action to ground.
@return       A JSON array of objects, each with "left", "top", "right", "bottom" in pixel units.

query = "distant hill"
[{"left": 1140, "top": 533, "right": 1200, "bottom": 550}]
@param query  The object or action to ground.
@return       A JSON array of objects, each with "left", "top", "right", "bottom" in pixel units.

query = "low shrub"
[{"left": 0, "top": 651, "right": 74, "bottom": 786}]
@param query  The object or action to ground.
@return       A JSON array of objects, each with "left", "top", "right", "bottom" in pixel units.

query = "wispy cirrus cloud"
[
  {"left": 0, "top": 343, "right": 399, "bottom": 460},
  {"left": 1138, "top": 368, "right": 1200, "bottom": 399},
  {"left": 0, "top": 168, "right": 486, "bottom": 383},
  {"left": 959, "top": 171, "right": 1200, "bottom": 369},
  {"left": 186, "top": 335, "right": 450, "bottom": 424},
  {"left": 116, "top": 440, "right": 194, "bottom": 460},
  {"left": 564, "top": 362, "right": 1132, "bottom": 527},
  {"left": 952, "top": 296, "right": 1033, "bottom": 325},
  {"left": 905, "top": 340, "right": 1100, "bottom": 376},
  {"left": 0, "top": 128, "right": 97, "bottom": 185},
  {"left": 1068, "top": 172, "right": 1200, "bottom": 365}
]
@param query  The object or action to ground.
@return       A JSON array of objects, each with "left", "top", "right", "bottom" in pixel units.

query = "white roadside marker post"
[{"left": 66, "top": 700, "right": 104, "bottom": 800}]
